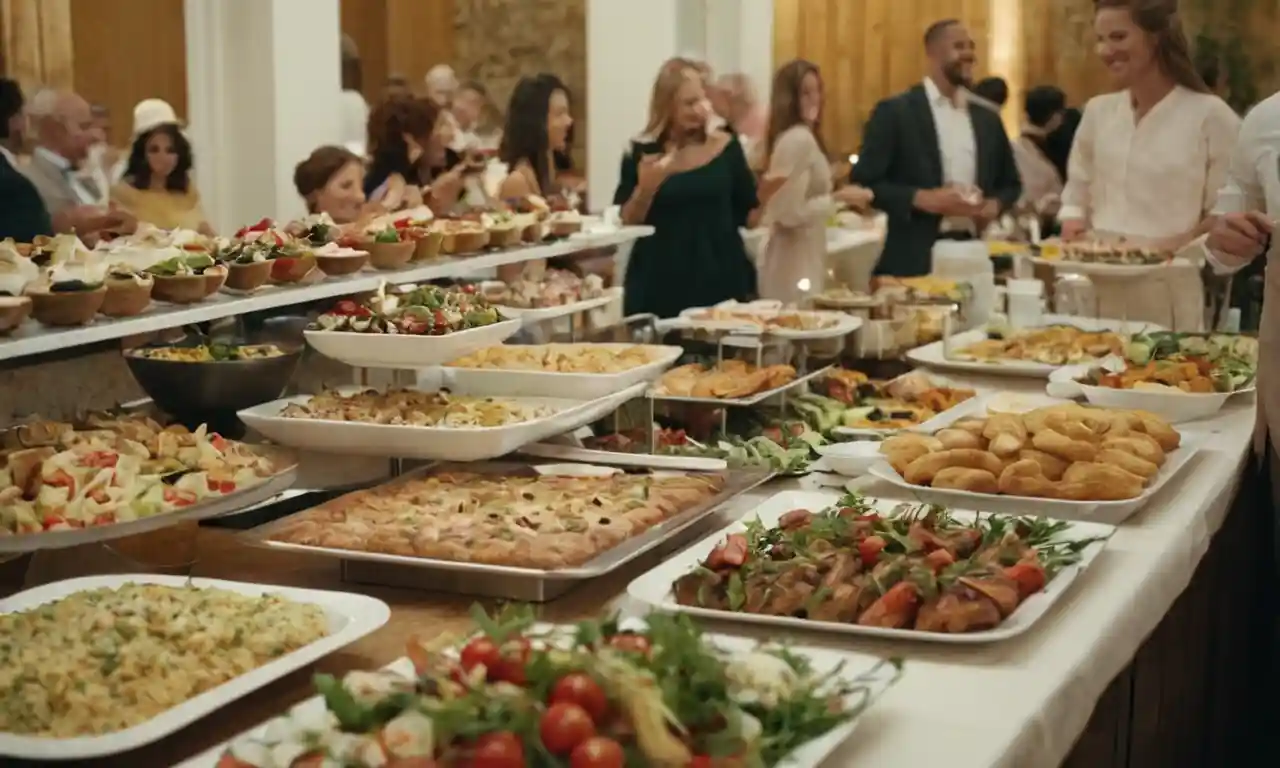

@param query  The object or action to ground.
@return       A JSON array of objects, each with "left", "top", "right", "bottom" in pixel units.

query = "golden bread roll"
[
  {"left": 932, "top": 467, "right": 999, "bottom": 494},
  {"left": 1101, "top": 434, "right": 1165, "bottom": 466},
  {"left": 998, "top": 459, "right": 1056, "bottom": 497},
  {"left": 886, "top": 445, "right": 934, "bottom": 475},
  {"left": 936, "top": 428, "right": 983, "bottom": 451},
  {"left": 881, "top": 434, "right": 943, "bottom": 454},
  {"left": 1096, "top": 448, "right": 1158, "bottom": 480},
  {"left": 1017, "top": 449, "right": 1070, "bottom": 481},
  {"left": 982, "top": 413, "right": 1028, "bottom": 457},
  {"left": 1052, "top": 462, "right": 1145, "bottom": 501},
  {"left": 1031, "top": 429, "right": 1099, "bottom": 463},
  {"left": 904, "top": 449, "right": 1004, "bottom": 485},
  {"left": 951, "top": 418, "right": 987, "bottom": 438},
  {"left": 1133, "top": 414, "right": 1180, "bottom": 452}
]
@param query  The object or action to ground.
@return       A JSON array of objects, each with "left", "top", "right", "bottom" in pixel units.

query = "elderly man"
[
  {"left": 424, "top": 64, "right": 458, "bottom": 108},
  {"left": 23, "top": 88, "right": 133, "bottom": 240}
]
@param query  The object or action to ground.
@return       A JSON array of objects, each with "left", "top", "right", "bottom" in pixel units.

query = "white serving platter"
[
  {"left": 441, "top": 342, "right": 683, "bottom": 400},
  {"left": 176, "top": 622, "right": 900, "bottom": 768},
  {"left": 0, "top": 574, "right": 390, "bottom": 760},
  {"left": 831, "top": 392, "right": 984, "bottom": 439},
  {"left": 519, "top": 440, "right": 729, "bottom": 471},
  {"left": 1046, "top": 362, "right": 1253, "bottom": 424},
  {"left": 904, "top": 316, "right": 1164, "bottom": 378},
  {"left": 491, "top": 286, "right": 623, "bottom": 322},
  {"left": 303, "top": 317, "right": 523, "bottom": 369},
  {"left": 650, "top": 364, "right": 833, "bottom": 407},
  {"left": 671, "top": 306, "right": 863, "bottom": 341},
  {"left": 238, "top": 383, "right": 645, "bottom": 461},
  {"left": 0, "top": 459, "right": 297, "bottom": 554},
  {"left": 1028, "top": 255, "right": 1172, "bottom": 278},
  {"left": 628, "top": 489, "right": 1115, "bottom": 644}
]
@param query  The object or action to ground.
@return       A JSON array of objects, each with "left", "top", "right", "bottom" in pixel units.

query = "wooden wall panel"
[
  {"left": 1, "top": 0, "right": 73, "bottom": 96},
  {"left": 69, "top": 0, "right": 185, "bottom": 147},
  {"left": 386, "top": 0, "right": 454, "bottom": 93},
  {"left": 340, "top": 0, "right": 388, "bottom": 102}
]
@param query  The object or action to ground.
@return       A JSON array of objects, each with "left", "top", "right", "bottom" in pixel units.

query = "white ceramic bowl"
[
  {"left": 531, "top": 463, "right": 623, "bottom": 478},
  {"left": 1047, "top": 365, "right": 1242, "bottom": 423},
  {"left": 815, "top": 441, "right": 883, "bottom": 477}
]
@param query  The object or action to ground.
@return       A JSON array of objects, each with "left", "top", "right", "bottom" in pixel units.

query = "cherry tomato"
[
  {"left": 925, "top": 548, "right": 955, "bottom": 573},
  {"left": 472, "top": 731, "right": 525, "bottom": 768},
  {"left": 493, "top": 636, "right": 531, "bottom": 684},
  {"left": 569, "top": 736, "right": 625, "bottom": 768},
  {"left": 858, "top": 535, "right": 887, "bottom": 567},
  {"left": 550, "top": 673, "right": 609, "bottom": 723},
  {"left": 540, "top": 702, "right": 596, "bottom": 755},
  {"left": 459, "top": 636, "right": 502, "bottom": 676},
  {"left": 1004, "top": 562, "right": 1047, "bottom": 598},
  {"left": 606, "top": 633, "right": 651, "bottom": 656},
  {"left": 705, "top": 533, "right": 749, "bottom": 570}
]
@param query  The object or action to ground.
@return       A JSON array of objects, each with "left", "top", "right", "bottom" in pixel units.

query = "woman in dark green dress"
[{"left": 614, "top": 61, "right": 759, "bottom": 318}]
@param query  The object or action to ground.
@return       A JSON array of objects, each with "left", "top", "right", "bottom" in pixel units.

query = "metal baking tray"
[
  {"left": 240, "top": 461, "right": 773, "bottom": 602},
  {"left": 647, "top": 364, "right": 832, "bottom": 407}
]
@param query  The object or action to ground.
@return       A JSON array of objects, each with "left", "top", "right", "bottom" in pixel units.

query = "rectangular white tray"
[
  {"left": 0, "top": 574, "right": 390, "bottom": 760},
  {"left": 650, "top": 365, "right": 833, "bottom": 406},
  {"left": 518, "top": 440, "right": 730, "bottom": 472},
  {"left": 904, "top": 316, "right": 1163, "bottom": 378},
  {"left": 491, "top": 286, "right": 623, "bottom": 322},
  {"left": 628, "top": 489, "right": 1114, "bottom": 644},
  {"left": 176, "top": 622, "right": 900, "bottom": 768},
  {"left": 441, "top": 342, "right": 683, "bottom": 400},
  {"left": 238, "top": 383, "right": 645, "bottom": 461}
]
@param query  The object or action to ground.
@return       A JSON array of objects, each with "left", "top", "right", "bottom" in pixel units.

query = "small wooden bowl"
[
  {"left": 316, "top": 251, "right": 369, "bottom": 276},
  {"left": 365, "top": 241, "right": 415, "bottom": 270},
  {"left": 0, "top": 296, "right": 32, "bottom": 334},
  {"left": 225, "top": 260, "right": 273, "bottom": 291},
  {"left": 436, "top": 231, "right": 458, "bottom": 255},
  {"left": 27, "top": 285, "right": 107, "bottom": 326},
  {"left": 487, "top": 227, "right": 523, "bottom": 249},
  {"left": 412, "top": 232, "right": 446, "bottom": 261},
  {"left": 550, "top": 219, "right": 583, "bottom": 237},
  {"left": 452, "top": 230, "right": 490, "bottom": 254},
  {"left": 202, "top": 265, "right": 228, "bottom": 296},
  {"left": 522, "top": 222, "right": 547, "bottom": 243},
  {"left": 101, "top": 276, "right": 154, "bottom": 318},
  {"left": 151, "top": 274, "right": 208, "bottom": 304},
  {"left": 270, "top": 256, "right": 318, "bottom": 283}
]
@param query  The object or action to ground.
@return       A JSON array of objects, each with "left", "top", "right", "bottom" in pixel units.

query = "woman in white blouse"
[{"left": 1059, "top": 0, "right": 1240, "bottom": 330}]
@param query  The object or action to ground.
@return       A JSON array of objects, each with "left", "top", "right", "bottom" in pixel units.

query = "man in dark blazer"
[
  {"left": 852, "top": 19, "right": 1021, "bottom": 277},
  {"left": 0, "top": 79, "right": 53, "bottom": 243}
]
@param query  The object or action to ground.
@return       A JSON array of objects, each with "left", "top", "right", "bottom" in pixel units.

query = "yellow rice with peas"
[{"left": 0, "top": 583, "right": 328, "bottom": 737}]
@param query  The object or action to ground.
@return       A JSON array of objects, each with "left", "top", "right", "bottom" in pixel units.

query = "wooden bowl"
[
  {"left": 316, "top": 251, "right": 369, "bottom": 276},
  {"left": 488, "top": 227, "right": 523, "bottom": 249},
  {"left": 522, "top": 222, "right": 547, "bottom": 243},
  {"left": 27, "top": 285, "right": 107, "bottom": 326},
  {"left": 225, "top": 260, "right": 273, "bottom": 291},
  {"left": 270, "top": 256, "right": 318, "bottom": 283},
  {"left": 452, "top": 230, "right": 490, "bottom": 254},
  {"left": 412, "top": 231, "right": 446, "bottom": 261},
  {"left": 151, "top": 274, "right": 208, "bottom": 304},
  {"left": 101, "top": 276, "right": 154, "bottom": 318},
  {"left": 0, "top": 295, "right": 32, "bottom": 334},
  {"left": 550, "top": 219, "right": 583, "bottom": 237},
  {"left": 365, "top": 240, "right": 415, "bottom": 270},
  {"left": 202, "top": 265, "right": 228, "bottom": 296},
  {"left": 436, "top": 231, "right": 458, "bottom": 255}
]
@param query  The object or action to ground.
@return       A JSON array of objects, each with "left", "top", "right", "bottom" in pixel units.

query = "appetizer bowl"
[
  {"left": 550, "top": 218, "right": 583, "bottom": 237},
  {"left": 100, "top": 274, "right": 154, "bottom": 318},
  {"left": 269, "top": 255, "right": 318, "bottom": 283},
  {"left": 25, "top": 285, "right": 106, "bottom": 326},
  {"left": 411, "top": 231, "right": 445, "bottom": 261},
  {"left": 365, "top": 240, "right": 415, "bottom": 270},
  {"left": 315, "top": 251, "right": 369, "bottom": 276},
  {"left": 201, "top": 264, "right": 228, "bottom": 296},
  {"left": 487, "top": 225, "right": 522, "bottom": 249},
  {"left": 522, "top": 221, "right": 546, "bottom": 242},
  {"left": 124, "top": 338, "right": 303, "bottom": 417},
  {"left": 452, "top": 229, "right": 490, "bottom": 254},
  {"left": 304, "top": 316, "right": 523, "bottom": 369},
  {"left": 225, "top": 259, "right": 273, "bottom": 291},
  {"left": 436, "top": 231, "right": 458, "bottom": 254},
  {"left": 151, "top": 274, "right": 208, "bottom": 304},
  {"left": 1046, "top": 366, "right": 1237, "bottom": 424},
  {"left": 0, "top": 295, "right": 32, "bottom": 334}
]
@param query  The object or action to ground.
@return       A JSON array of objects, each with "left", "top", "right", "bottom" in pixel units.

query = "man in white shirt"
[{"left": 852, "top": 19, "right": 1021, "bottom": 276}]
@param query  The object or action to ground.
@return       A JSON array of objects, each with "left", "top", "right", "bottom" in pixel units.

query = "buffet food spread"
[
  {"left": 952, "top": 325, "right": 1124, "bottom": 366},
  {"left": 278, "top": 389, "right": 556, "bottom": 427}
]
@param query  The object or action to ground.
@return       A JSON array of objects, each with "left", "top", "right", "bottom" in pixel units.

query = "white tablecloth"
[{"left": 620, "top": 372, "right": 1254, "bottom": 767}]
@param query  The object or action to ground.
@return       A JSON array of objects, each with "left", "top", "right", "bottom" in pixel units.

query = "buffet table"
[{"left": 10, "top": 371, "right": 1258, "bottom": 767}]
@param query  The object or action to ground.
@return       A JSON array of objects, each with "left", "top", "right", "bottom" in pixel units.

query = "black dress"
[{"left": 613, "top": 138, "right": 758, "bottom": 318}]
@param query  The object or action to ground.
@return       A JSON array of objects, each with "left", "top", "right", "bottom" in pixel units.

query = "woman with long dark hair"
[
  {"left": 110, "top": 122, "right": 212, "bottom": 234},
  {"left": 1057, "top": 0, "right": 1239, "bottom": 329},
  {"left": 364, "top": 95, "right": 463, "bottom": 213},
  {"left": 497, "top": 74, "right": 573, "bottom": 201}
]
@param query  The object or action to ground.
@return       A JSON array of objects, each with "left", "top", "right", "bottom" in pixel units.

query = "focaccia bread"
[{"left": 268, "top": 470, "right": 727, "bottom": 569}]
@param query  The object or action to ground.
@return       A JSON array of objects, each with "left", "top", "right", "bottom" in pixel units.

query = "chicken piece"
[
  {"left": 914, "top": 587, "right": 1003, "bottom": 633},
  {"left": 958, "top": 573, "right": 1021, "bottom": 617},
  {"left": 931, "top": 466, "right": 999, "bottom": 494},
  {"left": 857, "top": 582, "right": 921, "bottom": 628},
  {"left": 809, "top": 583, "right": 864, "bottom": 623},
  {"left": 982, "top": 414, "right": 1028, "bottom": 457}
]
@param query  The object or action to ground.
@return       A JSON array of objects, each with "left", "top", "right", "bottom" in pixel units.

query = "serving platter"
[
  {"left": 628, "top": 490, "right": 1115, "bottom": 644},
  {"left": 1046, "top": 363, "right": 1254, "bottom": 424},
  {"left": 518, "top": 440, "right": 730, "bottom": 471},
  {"left": 831, "top": 389, "right": 985, "bottom": 439},
  {"left": 0, "top": 574, "right": 390, "bottom": 760},
  {"left": 1027, "top": 255, "right": 1173, "bottom": 278},
  {"left": 671, "top": 303, "right": 863, "bottom": 341},
  {"left": 241, "top": 462, "right": 772, "bottom": 601},
  {"left": 490, "top": 285, "right": 623, "bottom": 321},
  {"left": 177, "top": 623, "right": 900, "bottom": 768},
  {"left": 441, "top": 342, "right": 684, "bottom": 400},
  {"left": 0, "top": 448, "right": 298, "bottom": 554},
  {"left": 238, "top": 383, "right": 645, "bottom": 461},
  {"left": 302, "top": 317, "right": 523, "bottom": 369},
  {"left": 649, "top": 364, "right": 834, "bottom": 407}
]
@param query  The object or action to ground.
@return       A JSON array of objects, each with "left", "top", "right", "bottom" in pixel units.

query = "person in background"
[
  {"left": 451, "top": 80, "right": 503, "bottom": 154},
  {"left": 0, "top": 79, "right": 52, "bottom": 242},
  {"left": 364, "top": 95, "right": 463, "bottom": 214},
  {"left": 759, "top": 60, "right": 873, "bottom": 304},
  {"left": 1199, "top": 55, "right": 1230, "bottom": 103},
  {"left": 383, "top": 74, "right": 411, "bottom": 101},
  {"left": 23, "top": 88, "right": 134, "bottom": 242},
  {"left": 614, "top": 59, "right": 759, "bottom": 318},
  {"left": 340, "top": 33, "right": 370, "bottom": 156},
  {"left": 970, "top": 76, "right": 1009, "bottom": 115},
  {"left": 110, "top": 119, "right": 213, "bottom": 235},
  {"left": 424, "top": 65, "right": 458, "bottom": 109},
  {"left": 1013, "top": 85, "right": 1066, "bottom": 225},
  {"left": 81, "top": 103, "right": 122, "bottom": 204},
  {"left": 715, "top": 74, "right": 768, "bottom": 158},
  {"left": 852, "top": 19, "right": 1021, "bottom": 277},
  {"left": 1058, "top": 0, "right": 1239, "bottom": 330},
  {"left": 1043, "top": 105, "right": 1081, "bottom": 180},
  {"left": 294, "top": 145, "right": 370, "bottom": 224}
]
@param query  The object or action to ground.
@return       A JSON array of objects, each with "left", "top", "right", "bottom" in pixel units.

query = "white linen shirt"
[
  {"left": 1206, "top": 92, "right": 1280, "bottom": 272},
  {"left": 1059, "top": 86, "right": 1240, "bottom": 241},
  {"left": 923, "top": 77, "right": 977, "bottom": 189}
]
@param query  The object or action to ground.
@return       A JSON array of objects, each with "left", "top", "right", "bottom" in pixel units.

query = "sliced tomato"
[
  {"left": 214, "top": 755, "right": 256, "bottom": 768},
  {"left": 209, "top": 433, "right": 228, "bottom": 452},
  {"left": 705, "top": 533, "right": 749, "bottom": 569},
  {"left": 858, "top": 535, "right": 887, "bottom": 567},
  {"left": 45, "top": 469, "right": 75, "bottom": 488},
  {"left": 471, "top": 731, "right": 525, "bottom": 768},
  {"left": 88, "top": 488, "right": 110, "bottom": 504},
  {"left": 1004, "top": 562, "right": 1047, "bottom": 599},
  {"left": 550, "top": 673, "right": 609, "bottom": 724},
  {"left": 540, "top": 702, "right": 596, "bottom": 755},
  {"left": 163, "top": 487, "right": 198, "bottom": 507},
  {"left": 880, "top": 581, "right": 919, "bottom": 614},
  {"left": 494, "top": 636, "right": 531, "bottom": 684},
  {"left": 925, "top": 548, "right": 955, "bottom": 573},
  {"left": 459, "top": 636, "right": 502, "bottom": 677},
  {"left": 206, "top": 477, "right": 236, "bottom": 493},
  {"left": 41, "top": 514, "right": 66, "bottom": 530},
  {"left": 92, "top": 513, "right": 116, "bottom": 526},
  {"left": 569, "top": 737, "right": 625, "bottom": 768},
  {"left": 82, "top": 451, "right": 118, "bottom": 469}
]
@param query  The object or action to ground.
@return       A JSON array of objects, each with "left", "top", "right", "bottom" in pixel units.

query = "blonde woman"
[
  {"left": 760, "top": 60, "right": 872, "bottom": 304},
  {"left": 614, "top": 59, "right": 759, "bottom": 318}
]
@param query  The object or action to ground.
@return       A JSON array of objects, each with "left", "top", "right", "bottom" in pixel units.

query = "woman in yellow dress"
[{"left": 110, "top": 122, "right": 213, "bottom": 235}]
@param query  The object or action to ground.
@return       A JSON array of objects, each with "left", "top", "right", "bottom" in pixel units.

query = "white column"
[
  {"left": 585, "top": 0, "right": 680, "bottom": 212},
  {"left": 184, "top": 0, "right": 342, "bottom": 233},
  {"left": 704, "top": 0, "right": 773, "bottom": 100}
]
